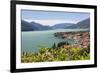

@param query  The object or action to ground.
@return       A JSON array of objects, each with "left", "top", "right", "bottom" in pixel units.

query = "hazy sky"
[{"left": 21, "top": 10, "right": 90, "bottom": 26}]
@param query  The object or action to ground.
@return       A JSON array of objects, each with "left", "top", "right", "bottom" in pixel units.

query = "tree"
[
  {"left": 66, "top": 42, "right": 70, "bottom": 45},
  {"left": 57, "top": 42, "right": 66, "bottom": 47},
  {"left": 52, "top": 43, "right": 56, "bottom": 49}
]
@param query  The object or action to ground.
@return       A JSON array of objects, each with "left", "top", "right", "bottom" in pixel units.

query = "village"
[{"left": 54, "top": 31, "right": 90, "bottom": 49}]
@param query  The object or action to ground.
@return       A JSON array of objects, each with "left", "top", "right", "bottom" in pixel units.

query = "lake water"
[{"left": 22, "top": 29, "right": 89, "bottom": 53}]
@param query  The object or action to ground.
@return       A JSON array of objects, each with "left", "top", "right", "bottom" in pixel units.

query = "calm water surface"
[{"left": 22, "top": 29, "right": 89, "bottom": 53}]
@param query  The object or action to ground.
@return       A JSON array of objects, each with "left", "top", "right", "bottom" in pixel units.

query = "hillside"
[
  {"left": 67, "top": 18, "right": 90, "bottom": 29},
  {"left": 51, "top": 23, "right": 74, "bottom": 29},
  {"left": 21, "top": 20, "right": 35, "bottom": 31},
  {"left": 21, "top": 18, "right": 90, "bottom": 31}
]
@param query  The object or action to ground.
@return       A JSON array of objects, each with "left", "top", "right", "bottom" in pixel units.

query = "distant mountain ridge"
[
  {"left": 21, "top": 20, "right": 51, "bottom": 31},
  {"left": 67, "top": 18, "right": 90, "bottom": 29},
  {"left": 21, "top": 20, "right": 35, "bottom": 31},
  {"left": 51, "top": 23, "right": 74, "bottom": 29},
  {"left": 30, "top": 22, "right": 51, "bottom": 30},
  {"left": 21, "top": 18, "right": 90, "bottom": 31}
]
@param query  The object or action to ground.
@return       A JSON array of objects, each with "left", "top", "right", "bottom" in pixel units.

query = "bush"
[
  {"left": 21, "top": 41, "right": 90, "bottom": 63},
  {"left": 21, "top": 46, "right": 90, "bottom": 63}
]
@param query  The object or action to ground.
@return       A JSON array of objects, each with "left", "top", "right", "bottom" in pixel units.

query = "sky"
[{"left": 21, "top": 10, "right": 90, "bottom": 26}]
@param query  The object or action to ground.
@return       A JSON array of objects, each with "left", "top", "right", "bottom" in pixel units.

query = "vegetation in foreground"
[{"left": 21, "top": 42, "right": 90, "bottom": 63}]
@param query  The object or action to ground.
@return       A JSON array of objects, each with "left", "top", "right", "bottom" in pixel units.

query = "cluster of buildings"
[{"left": 54, "top": 31, "right": 90, "bottom": 49}]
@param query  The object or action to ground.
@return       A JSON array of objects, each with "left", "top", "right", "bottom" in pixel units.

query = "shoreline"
[{"left": 54, "top": 31, "right": 90, "bottom": 49}]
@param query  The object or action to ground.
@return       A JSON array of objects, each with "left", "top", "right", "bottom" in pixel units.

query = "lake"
[{"left": 22, "top": 29, "right": 89, "bottom": 53}]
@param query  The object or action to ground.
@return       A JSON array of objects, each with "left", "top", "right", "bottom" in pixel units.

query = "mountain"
[
  {"left": 21, "top": 20, "right": 51, "bottom": 31},
  {"left": 51, "top": 23, "right": 74, "bottom": 29},
  {"left": 21, "top": 20, "right": 36, "bottom": 31},
  {"left": 30, "top": 22, "right": 51, "bottom": 30},
  {"left": 22, "top": 18, "right": 90, "bottom": 31},
  {"left": 67, "top": 18, "right": 90, "bottom": 29}
]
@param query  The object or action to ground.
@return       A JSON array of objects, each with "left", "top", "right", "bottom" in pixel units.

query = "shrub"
[{"left": 21, "top": 45, "right": 90, "bottom": 63}]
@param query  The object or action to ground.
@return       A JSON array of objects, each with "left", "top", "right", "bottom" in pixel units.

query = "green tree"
[{"left": 52, "top": 43, "right": 56, "bottom": 49}]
